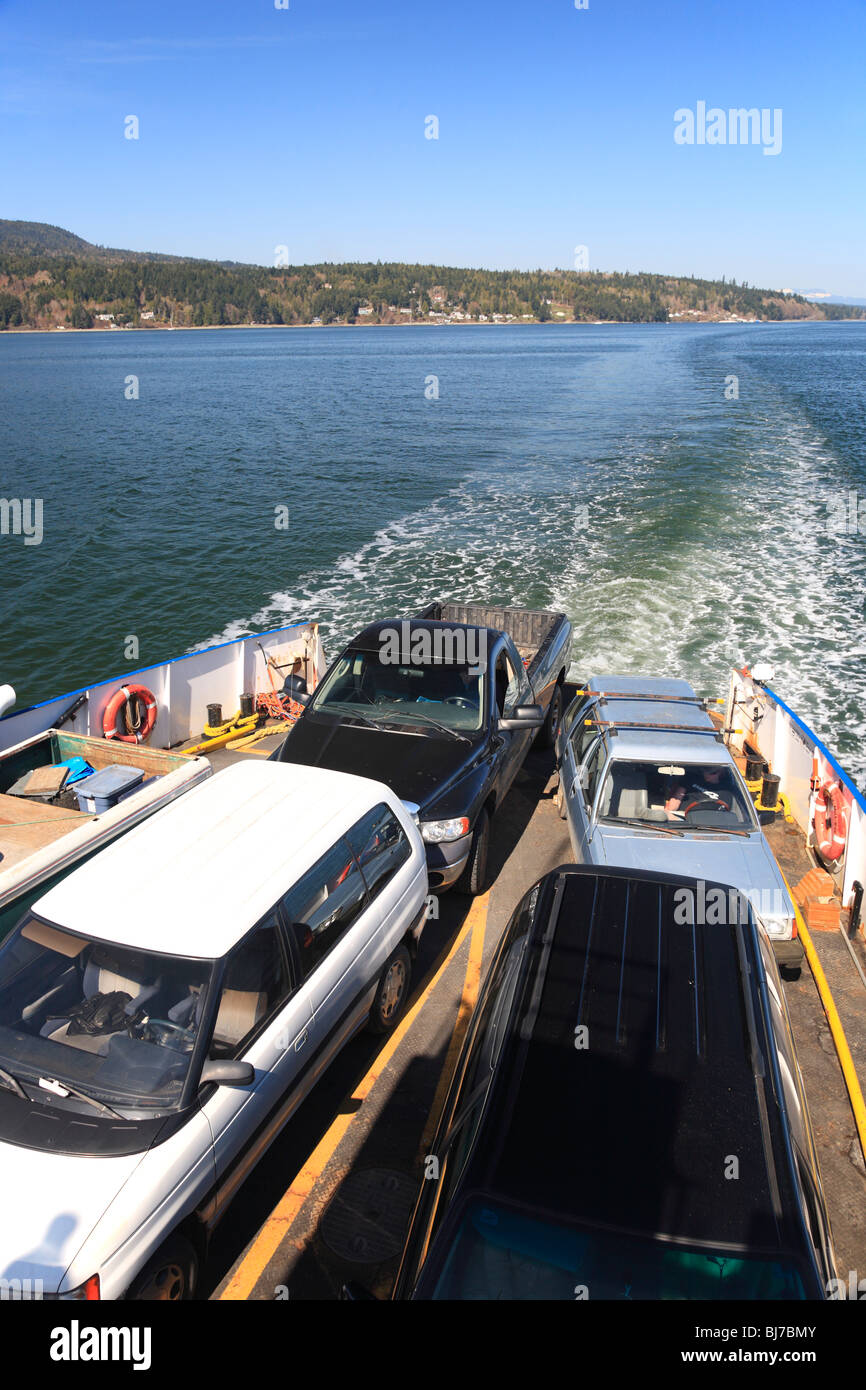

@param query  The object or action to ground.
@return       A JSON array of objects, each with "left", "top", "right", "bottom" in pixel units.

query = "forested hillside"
[{"left": 1, "top": 221, "right": 861, "bottom": 329}]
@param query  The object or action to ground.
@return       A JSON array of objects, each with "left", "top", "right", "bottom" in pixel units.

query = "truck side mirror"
[{"left": 499, "top": 704, "right": 544, "bottom": 731}]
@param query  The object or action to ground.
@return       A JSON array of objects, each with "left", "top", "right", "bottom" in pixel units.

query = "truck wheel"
[
  {"left": 368, "top": 945, "right": 412, "bottom": 1034},
  {"left": 538, "top": 683, "right": 563, "bottom": 750},
  {"left": 128, "top": 1234, "right": 198, "bottom": 1301},
  {"left": 456, "top": 809, "right": 490, "bottom": 896}
]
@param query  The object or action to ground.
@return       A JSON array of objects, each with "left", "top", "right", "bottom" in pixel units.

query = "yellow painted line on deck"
[
  {"left": 418, "top": 895, "right": 488, "bottom": 1160},
  {"left": 219, "top": 891, "right": 491, "bottom": 1300},
  {"left": 782, "top": 871, "right": 866, "bottom": 1168}
]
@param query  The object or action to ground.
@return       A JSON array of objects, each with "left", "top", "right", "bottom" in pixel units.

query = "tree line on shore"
[{"left": 0, "top": 248, "right": 861, "bottom": 329}]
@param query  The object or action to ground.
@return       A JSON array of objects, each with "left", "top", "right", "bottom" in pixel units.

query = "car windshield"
[
  {"left": 426, "top": 1200, "right": 807, "bottom": 1300},
  {"left": 310, "top": 648, "right": 484, "bottom": 732},
  {"left": 597, "top": 760, "right": 757, "bottom": 830},
  {"left": 0, "top": 915, "right": 216, "bottom": 1114}
]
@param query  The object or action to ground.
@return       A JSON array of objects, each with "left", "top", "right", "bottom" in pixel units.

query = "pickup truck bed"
[{"left": 416, "top": 602, "right": 567, "bottom": 681}]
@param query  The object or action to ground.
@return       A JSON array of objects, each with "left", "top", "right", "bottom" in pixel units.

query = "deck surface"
[
  {"left": 766, "top": 813, "right": 866, "bottom": 1280},
  {"left": 187, "top": 699, "right": 866, "bottom": 1300}
]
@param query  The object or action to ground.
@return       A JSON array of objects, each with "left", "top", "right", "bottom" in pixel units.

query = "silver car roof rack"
[
  {"left": 576, "top": 689, "right": 724, "bottom": 707},
  {"left": 585, "top": 717, "right": 726, "bottom": 737}
]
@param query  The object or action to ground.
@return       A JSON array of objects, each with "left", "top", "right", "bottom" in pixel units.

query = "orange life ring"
[
  {"left": 813, "top": 781, "right": 848, "bottom": 862},
  {"left": 103, "top": 684, "right": 158, "bottom": 744}
]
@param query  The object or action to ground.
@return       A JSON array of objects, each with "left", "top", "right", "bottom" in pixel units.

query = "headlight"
[{"left": 420, "top": 817, "right": 470, "bottom": 844}]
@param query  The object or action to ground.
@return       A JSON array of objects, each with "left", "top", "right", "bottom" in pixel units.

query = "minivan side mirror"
[
  {"left": 283, "top": 673, "right": 310, "bottom": 706},
  {"left": 199, "top": 1059, "right": 255, "bottom": 1088},
  {"left": 499, "top": 704, "right": 544, "bottom": 731}
]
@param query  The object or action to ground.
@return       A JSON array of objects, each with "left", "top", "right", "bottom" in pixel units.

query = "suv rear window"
[{"left": 425, "top": 1200, "right": 807, "bottom": 1300}]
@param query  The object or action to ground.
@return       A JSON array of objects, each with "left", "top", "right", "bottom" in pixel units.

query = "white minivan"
[{"left": 0, "top": 760, "right": 428, "bottom": 1300}]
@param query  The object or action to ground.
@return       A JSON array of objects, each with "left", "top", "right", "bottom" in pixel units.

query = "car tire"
[
  {"left": 455, "top": 808, "right": 490, "bottom": 896},
  {"left": 537, "top": 683, "right": 563, "bottom": 750},
  {"left": 368, "top": 945, "right": 412, "bottom": 1034},
  {"left": 128, "top": 1233, "right": 198, "bottom": 1301}
]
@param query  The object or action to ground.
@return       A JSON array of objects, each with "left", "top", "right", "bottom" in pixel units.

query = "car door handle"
[{"left": 294, "top": 1030, "right": 308, "bottom": 1052}]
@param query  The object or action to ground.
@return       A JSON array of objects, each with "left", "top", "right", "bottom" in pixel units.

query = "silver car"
[{"left": 555, "top": 675, "right": 803, "bottom": 970}]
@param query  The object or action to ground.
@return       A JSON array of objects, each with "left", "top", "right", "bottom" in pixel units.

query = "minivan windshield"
[
  {"left": 425, "top": 1200, "right": 807, "bottom": 1300},
  {"left": 0, "top": 915, "right": 216, "bottom": 1114},
  {"left": 310, "top": 648, "right": 484, "bottom": 732},
  {"left": 597, "top": 760, "right": 757, "bottom": 831}
]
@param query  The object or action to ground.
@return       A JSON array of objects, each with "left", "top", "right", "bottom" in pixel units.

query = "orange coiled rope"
[{"left": 255, "top": 691, "right": 303, "bottom": 723}]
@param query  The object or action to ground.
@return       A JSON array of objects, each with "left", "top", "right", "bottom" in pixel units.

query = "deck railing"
[
  {"left": 726, "top": 669, "right": 866, "bottom": 917},
  {"left": 0, "top": 621, "right": 326, "bottom": 754}
]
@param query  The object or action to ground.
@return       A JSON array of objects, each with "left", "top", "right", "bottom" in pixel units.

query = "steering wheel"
[
  {"left": 444, "top": 696, "right": 474, "bottom": 710},
  {"left": 683, "top": 797, "right": 731, "bottom": 817},
  {"left": 138, "top": 1018, "right": 196, "bottom": 1049}
]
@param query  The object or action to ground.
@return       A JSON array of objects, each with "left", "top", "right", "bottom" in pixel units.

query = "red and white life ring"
[
  {"left": 102, "top": 684, "right": 158, "bottom": 744},
  {"left": 813, "top": 781, "right": 849, "bottom": 863}
]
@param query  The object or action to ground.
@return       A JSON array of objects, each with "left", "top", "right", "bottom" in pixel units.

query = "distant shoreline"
[{"left": 4, "top": 316, "right": 847, "bottom": 337}]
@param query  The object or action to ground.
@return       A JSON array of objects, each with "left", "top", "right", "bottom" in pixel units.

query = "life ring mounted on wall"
[
  {"left": 103, "top": 684, "right": 158, "bottom": 744},
  {"left": 813, "top": 780, "right": 849, "bottom": 864}
]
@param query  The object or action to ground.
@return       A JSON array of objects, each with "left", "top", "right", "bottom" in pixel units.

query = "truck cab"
[{"left": 276, "top": 604, "right": 572, "bottom": 894}]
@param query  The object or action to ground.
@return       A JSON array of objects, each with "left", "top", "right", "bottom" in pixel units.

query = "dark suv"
[{"left": 392, "top": 865, "right": 837, "bottom": 1300}]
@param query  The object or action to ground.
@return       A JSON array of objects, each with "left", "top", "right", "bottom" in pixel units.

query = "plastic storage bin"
[{"left": 74, "top": 765, "right": 145, "bottom": 813}]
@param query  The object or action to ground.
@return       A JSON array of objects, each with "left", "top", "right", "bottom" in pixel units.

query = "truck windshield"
[
  {"left": 310, "top": 649, "right": 484, "bottom": 732},
  {"left": 0, "top": 915, "right": 215, "bottom": 1115},
  {"left": 425, "top": 1200, "right": 807, "bottom": 1300},
  {"left": 597, "top": 761, "right": 757, "bottom": 830}
]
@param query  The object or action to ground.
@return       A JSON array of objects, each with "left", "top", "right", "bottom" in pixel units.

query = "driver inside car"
[{"left": 664, "top": 765, "right": 732, "bottom": 819}]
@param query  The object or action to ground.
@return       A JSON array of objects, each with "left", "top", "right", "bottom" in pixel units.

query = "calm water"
[{"left": 1, "top": 322, "right": 865, "bottom": 783}]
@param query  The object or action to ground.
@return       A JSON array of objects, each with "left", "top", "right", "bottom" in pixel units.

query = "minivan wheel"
[
  {"left": 128, "top": 1234, "right": 198, "bottom": 1301},
  {"left": 455, "top": 808, "right": 490, "bottom": 896},
  {"left": 538, "top": 683, "right": 563, "bottom": 750},
  {"left": 368, "top": 945, "right": 412, "bottom": 1034}
]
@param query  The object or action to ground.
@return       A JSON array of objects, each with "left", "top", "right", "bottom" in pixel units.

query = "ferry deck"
[
  {"left": 193, "top": 697, "right": 866, "bottom": 1301},
  {"left": 3, "top": 627, "right": 865, "bottom": 1301}
]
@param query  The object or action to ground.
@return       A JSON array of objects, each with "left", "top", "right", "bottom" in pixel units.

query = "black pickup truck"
[{"left": 274, "top": 601, "right": 572, "bottom": 894}]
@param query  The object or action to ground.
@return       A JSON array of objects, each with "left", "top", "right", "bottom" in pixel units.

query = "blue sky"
[{"left": 2, "top": 0, "right": 865, "bottom": 294}]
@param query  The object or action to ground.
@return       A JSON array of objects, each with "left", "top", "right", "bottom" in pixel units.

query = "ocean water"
[{"left": 1, "top": 321, "right": 865, "bottom": 783}]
